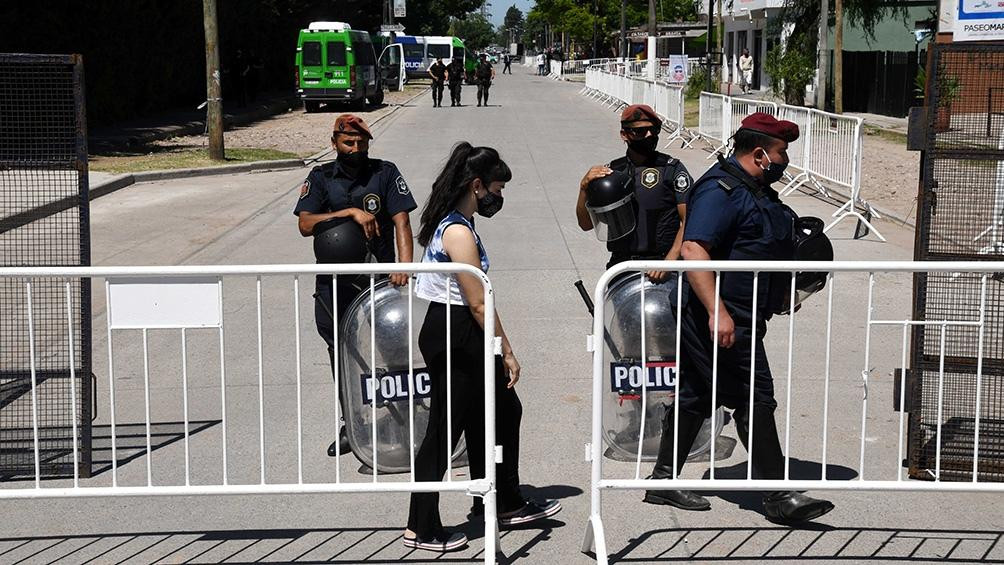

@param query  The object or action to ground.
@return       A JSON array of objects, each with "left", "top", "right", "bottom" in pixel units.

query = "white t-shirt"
[{"left": 739, "top": 55, "right": 754, "bottom": 71}]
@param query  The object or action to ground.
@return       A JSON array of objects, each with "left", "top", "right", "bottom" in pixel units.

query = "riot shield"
[
  {"left": 601, "top": 273, "right": 724, "bottom": 461},
  {"left": 340, "top": 278, "right": 465, "bottom": 473}
]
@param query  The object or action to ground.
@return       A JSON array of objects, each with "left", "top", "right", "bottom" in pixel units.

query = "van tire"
[
  {"left": 304, "top": 101, "right": 321, "bottom": 113},
  {"left": 367, "top": 88, "right": 385, "bottom": 106}
]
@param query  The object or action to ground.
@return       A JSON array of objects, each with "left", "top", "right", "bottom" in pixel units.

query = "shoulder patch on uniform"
[
  {"left": 363, "top": 193, "right": 382, "bottom": 214},
  {"left": 641, "top": 168, "right": 660, "bottom": 189},
  {"left": 298, "top": 179, "right": 310, "bottom": 199},
  {"left": 674, "top": 172, "right": 692, "bottom": 193},
  {"left": 395, "top": 175, "right": 410, "bottom": 195}
]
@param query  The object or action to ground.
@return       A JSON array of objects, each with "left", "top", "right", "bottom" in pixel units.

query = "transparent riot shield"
[
  {"left": 602, "top": 273, "right": 724, "bottom": 462},
  {"left": 340, "top": 278, "right": 465, "bottom": 473}
]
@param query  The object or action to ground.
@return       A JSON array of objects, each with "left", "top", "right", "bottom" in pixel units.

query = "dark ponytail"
[{"left": 417, "top": 142, "right": 512, "bottom": 247}]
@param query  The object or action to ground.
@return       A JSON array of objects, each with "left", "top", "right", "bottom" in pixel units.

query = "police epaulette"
[{"left": 717, "top": 177, "right": 740, "bottom": 192}]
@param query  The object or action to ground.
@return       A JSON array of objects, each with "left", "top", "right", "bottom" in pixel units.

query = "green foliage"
[
  {"left": 915, "top": 65, "right": 960, "bottom": 107},
  {"left": 685, "top": 65, "right": 716, "bottom": 99},
  {"left": 451, "top": 13, "right": 497, "bottom": 50},
  {"left": 763, "top": 41, "right": 815, "bottom": 105}
]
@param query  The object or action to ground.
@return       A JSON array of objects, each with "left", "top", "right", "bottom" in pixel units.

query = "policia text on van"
[{"left": 296, "top": 21, "right": 397, "bottom": 111}]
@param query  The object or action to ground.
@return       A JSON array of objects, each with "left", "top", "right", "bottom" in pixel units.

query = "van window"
[
  {"left": 326, "top": 42, "right": 347, "bottom": 66},
  {"left": 302, "top": 41, "right": 322, "bottom": 66},
  {"left": 403, "top": 44, "right": 425, "bottom": 59},
  {"left": 427, "top": 44, "right": 451, "bottom": 59}
]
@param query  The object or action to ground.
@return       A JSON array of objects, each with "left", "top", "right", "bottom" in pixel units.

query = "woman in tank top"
[{"left": 404, "top": 142, "right": 561, "bottom": 552}]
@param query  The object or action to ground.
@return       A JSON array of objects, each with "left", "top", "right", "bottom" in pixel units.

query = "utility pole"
[
  {"left": 705, "top": 0, "right": 714, "bottom": 91},
  {"left": 816, "top": 0, "right": 829, "bottom": 109},
  {"left": 202, "top": 0, "right": 224, "bottom": 161},
  {"left": 647, "top": 0, "right": 657, "bottom": 78},
  {"left": 593, "top": 0, "right": 599, "bottom": 59},
  {"left": 620, "top": 0, "right": 627, "bottom": 59},
  {"left": 834, "top": 0, "right": 843, "bottom": 113}
]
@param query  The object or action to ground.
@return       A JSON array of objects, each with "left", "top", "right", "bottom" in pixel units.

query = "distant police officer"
[
  {"left": 576, "top": 104, "right": 693, "bottom": 278},
  {"left": 502, "top": 53, "right": 512, "bottom": 74},
  {"left": 643, "top": 113, "right": 835, "bottom": 524},
  {"left": 428, "top": 57, "right": 447, "bottom": 108},
  {"left": 446, "top": 56, "right": 465, "bottom": 107},
  {"left": 294, "top": 114, "right": 417, "bottom": 455},
  {"left": 475, "top": 53, "right": 495, "bottom": 107}
]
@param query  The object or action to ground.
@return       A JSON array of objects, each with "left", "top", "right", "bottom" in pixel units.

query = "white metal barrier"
[
  {"left": 580, "top": 67, "right": 687, "bottom": 140},
  {"left": 693, "top": 92, "right": 883, "bottom": 240},
  {"left": 0, "top": 263, "right": 501, "bottom": 562},
  {"left": 582, "top": 259, "right": 1004, "bottom": 564}
]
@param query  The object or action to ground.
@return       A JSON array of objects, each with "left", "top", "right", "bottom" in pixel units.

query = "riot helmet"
[
  {"left": 313, "top": 217, "right": 370, "bottom": 263},
  {"left": 586, "top": 170, "right": 636, "bottom": 242},
  {"left": 771, "top": 216, "right": 834, "bottom": 314}
]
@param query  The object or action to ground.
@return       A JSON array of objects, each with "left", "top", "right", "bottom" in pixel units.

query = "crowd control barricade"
[
  {"left": 777, "top": 104, "right": 813, "bottom": 189},
  {"left": 689, "top": 92, "right": 729, "bottom": 155},
  {"left": 583, "top": 259, "right": 1004, "bottom": 564},
  {"left": 0, "top": 263, "right": 502, "bottom": 562},
  {"left": 727, "top": 97, "right": 779, "bottom": 141}
]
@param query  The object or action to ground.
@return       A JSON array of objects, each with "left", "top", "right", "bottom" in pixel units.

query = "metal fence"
[
  {"left": 581, "top": 66, "right": 687, "bottom": 140},
  {"left": 0, "top": 263, "right": 501, "bottom": 562},
  {"left": 582, "top": 260, "right": 1004, "bottom": 565},
  {"left": 0, "top": 53, "right": 92, "bottom": 479}
]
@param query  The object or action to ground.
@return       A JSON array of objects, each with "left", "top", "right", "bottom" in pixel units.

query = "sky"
[{"left": 488, "top": 0, "right": 534, "bottom": 26}]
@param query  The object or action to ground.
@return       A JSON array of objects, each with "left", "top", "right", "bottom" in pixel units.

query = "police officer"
[
  {"left": 294, "top": 114, "right": 417, "bottom": 455},
  {"left": 502, "top": 52, "right": 512, "bottom": 74},
  {"left": 643, "top": 113, "right": 835, "bottom": 524},
  {"left": 576, "top": 104, "right": 693, "bottom": 276},
  {"left": 445, "top": 56, "right": 465, "bottom": 107},
  {"left": 475, "top": 53, "right": 495, "bottom": 107},
  {"left": 427, "top": 56, "right": 447, "bottom": 108}
]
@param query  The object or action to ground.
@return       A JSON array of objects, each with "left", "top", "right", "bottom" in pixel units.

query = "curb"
[{"left": 89, "top": 158, "right": 306, "bottom": 200}]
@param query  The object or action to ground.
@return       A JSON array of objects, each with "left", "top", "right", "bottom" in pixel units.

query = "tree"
[
  {"left": 504, "top": 4, "right": 525, "bottom": 38},
  {"left": 451, "top": 13, "right": 497, "bottom": 50}
]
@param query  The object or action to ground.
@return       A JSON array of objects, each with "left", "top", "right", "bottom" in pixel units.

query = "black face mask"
[
  {"left": 759, "top": 152, "right": 787, "bottom": 185},
  {"left": 627, "top": 135, "right": 659, "bottom": 156},
  {"left": 477, "top": 190, "right": 504, "bottom": 218},
  {"left": 337, "top": 151, "right": 367, "bottom": 169}
]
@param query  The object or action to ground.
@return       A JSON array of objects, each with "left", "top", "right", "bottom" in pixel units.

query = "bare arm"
[
  {"left": 442, "top": 225, "right": 520, "bottom": 387},
  {"left": 297, "top": 208, "right": 380, "bottom": 239},
  {"left": 388, "top": 212, "right": 414, "bottom": 286},
  {"left": 682, "top": 240, "right": 735, "bottom": 348}
]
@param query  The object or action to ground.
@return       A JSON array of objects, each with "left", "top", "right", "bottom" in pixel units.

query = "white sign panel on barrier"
[{"left": 108, "top": 276, "right": 221, "bottom": 329}]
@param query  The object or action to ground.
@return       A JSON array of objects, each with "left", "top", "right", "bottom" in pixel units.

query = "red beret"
[
  {"left": 739, "top": 112, "right": 799, "bottom": 143},
  {"left": 332, "top": 114, "right": 373, "bottom": 139},
  {"left": 620, "top": 104, "right": 662, "bottom": 129}
]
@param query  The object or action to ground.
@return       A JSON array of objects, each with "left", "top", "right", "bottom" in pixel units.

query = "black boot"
[
  {"left": 643, "top": 408, "right": 711, "bottom": 511},
  {"left": 734, "top": 406, "right": 835, "bottom": 523}
]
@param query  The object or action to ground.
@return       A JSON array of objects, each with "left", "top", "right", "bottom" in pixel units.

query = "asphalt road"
[{"left": 2, "top": 67, "right": 1002, "bottom": 564}]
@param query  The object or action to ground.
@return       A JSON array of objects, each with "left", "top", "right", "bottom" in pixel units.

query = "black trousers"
[
  {"left": 431, "top": 80, "right": 445, "bottom": 105},
  {"left": 407, "top": 302, "right": 524, "bottom": 536},
  {"left": 449, "top": 80, "right": 463, "bottom": 105},
  {"left": 476, "top": 81, "right": 491, "bottom": 105},
  {"left": 503, "top": 62, "right": 511, "bottom": 74},
  {"left": 677, "top": 297, "right": 777, "bottom": 417}
]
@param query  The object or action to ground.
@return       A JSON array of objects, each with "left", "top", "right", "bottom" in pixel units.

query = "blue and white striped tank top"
[{"left": 415, "top": 210, "right": 490, "bottom": 305}]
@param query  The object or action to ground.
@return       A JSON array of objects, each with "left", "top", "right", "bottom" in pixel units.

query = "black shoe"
[
  {"left": 403, "top": 530, "right": 468, "bottom": 552},
  {"left": 499, "top": 499, "right": 562, "bottom": 526},
  {"left": 477, "top": 103, "right": 481, "bottom": 106},
  {"left": 327, "top": 426, "right": 349, "bottom": 457},
  {"left": 763, "top": 492, "right": 834, "bottom": 523},
  {"left": 643, "top": 488, "right": 711, "bottom": 511}
]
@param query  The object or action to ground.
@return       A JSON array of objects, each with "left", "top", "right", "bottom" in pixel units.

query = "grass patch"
[
  {"left": 89, "top": 147, "right": 299, "bottom": 174},
  {"left": 684, "top": 97, "right": 699, "bottom": 128},
  {"left": 863, "top": 124, "right": 907, "bottom": 145}
]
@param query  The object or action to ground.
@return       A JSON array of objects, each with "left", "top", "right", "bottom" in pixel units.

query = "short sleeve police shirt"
[
  {"left": 607, "top": 151, "right": 693, "bottom": 260},
  {"left": 293, "top": 159, "right": 417, "bottom": 262}
]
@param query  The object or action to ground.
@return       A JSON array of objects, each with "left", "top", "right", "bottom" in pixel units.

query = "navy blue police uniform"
[
  {"left": 677, "top": 154, "right": 795, "bottom": 416},
  {"left": 293, "top": 158, "right": 417, "bottom": 356},
  {"left": 606, "top": 152, "right": 693, "bottom": 269}
]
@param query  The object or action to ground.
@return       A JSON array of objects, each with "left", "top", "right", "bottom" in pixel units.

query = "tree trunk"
[
  {"left": 834, "top": 0, "right": 843, "bottom": 113},
  {"left": 816, "top": 0, "right": 829, "bottom": 109},
  {"left": 203, "top": 0, "right": 224, "bottom": 161}
]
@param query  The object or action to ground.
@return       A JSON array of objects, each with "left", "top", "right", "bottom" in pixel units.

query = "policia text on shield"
[
  {"left": 403, "top": 143, "right": 562, "bottom": 553},
  {"left": 293, "top": 114, "right": 417, "bottom": 456},
  {"left": 643, "top": 113, "right": 835, "bottom": 522}
]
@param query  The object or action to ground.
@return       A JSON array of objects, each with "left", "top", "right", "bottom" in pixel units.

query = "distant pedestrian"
[
  {"left": 502, "top": 53, "right": 512, "bottom": 74},
  {"left": 446, "top": 56, "right": 465, "bottom": 107},
  {"left": 428, "top": 56, "right": 447, "bottom": 108},
  {"left": 739, "top": 48, "right": 754, "bottom": 94},
  {"left": 536, "top": 52, "right": 545, "bottom": 76},
  {"left": 475, "top": 53, "right": 495, "bottom": 107}
]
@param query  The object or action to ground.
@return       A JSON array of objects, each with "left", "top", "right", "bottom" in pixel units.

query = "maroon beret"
[
  {"left": 739, "top": 112, "right": 799, "bottom": 143},
  {"left": 332, "top": 114, "right": 373, "bottom": 139},
  {"left": 620, "top": 104, "right": 662, "bottom": 129}
]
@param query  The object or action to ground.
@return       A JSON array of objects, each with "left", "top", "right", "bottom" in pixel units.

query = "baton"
[{"left": 573, "top": 279, "right": 624, "bottom": 361}]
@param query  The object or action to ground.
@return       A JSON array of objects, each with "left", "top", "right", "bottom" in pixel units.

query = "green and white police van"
[
  {"left": 424, "top": 36, "right": 476, "bottom": 84},
  {"left": 295, "top": 22, "right": 404, "bottom": 112}
]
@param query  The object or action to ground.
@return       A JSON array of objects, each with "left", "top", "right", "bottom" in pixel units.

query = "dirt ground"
[
  {"left": 154, "top": 84, "right": 428, "bottom": 158},
  {"left": 858, "top": 131, "right": 921, "bottom": 225}
]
